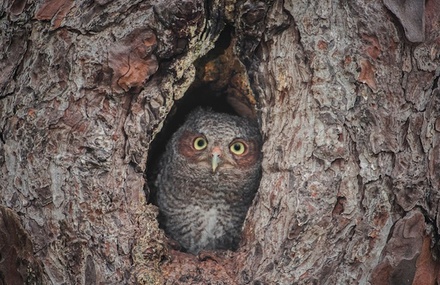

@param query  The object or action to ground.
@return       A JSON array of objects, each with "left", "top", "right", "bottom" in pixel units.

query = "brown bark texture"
[{"left": 1, "top": 0, "right": 440, "bottom": 284}]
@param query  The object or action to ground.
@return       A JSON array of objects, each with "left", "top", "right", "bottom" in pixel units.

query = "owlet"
[{"left": 155, "top": 108, "right": 262, "bottom": 254}]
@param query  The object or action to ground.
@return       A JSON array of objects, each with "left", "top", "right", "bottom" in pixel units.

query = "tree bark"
[{"left": 1, "top": 0, "right": 439, "bottom": 284}]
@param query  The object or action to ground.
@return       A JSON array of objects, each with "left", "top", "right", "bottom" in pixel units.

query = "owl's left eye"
[
  {"left": 193, "top": 137, "right": 208, "bottom": 150},
  {"left": 230, "top": 141, "right": 247, "bottom": 155}
]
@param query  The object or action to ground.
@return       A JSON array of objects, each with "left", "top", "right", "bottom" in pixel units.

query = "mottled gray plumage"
[{"left": 155, "top": 108, "right": 262, "bottom": 254}]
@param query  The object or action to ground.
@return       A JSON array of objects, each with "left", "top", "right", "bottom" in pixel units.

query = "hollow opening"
[{"left": 145, "top": 24, "right": 262, "bottom": 254}]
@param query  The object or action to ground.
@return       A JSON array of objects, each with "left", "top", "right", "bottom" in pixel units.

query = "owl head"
[{"left": 171, "top": 108, "right": 262, "bottom": 175}]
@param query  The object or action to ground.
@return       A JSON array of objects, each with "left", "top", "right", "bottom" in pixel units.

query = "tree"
[{"left": 1, "top": 0, "right": 439, "bottom": 284}]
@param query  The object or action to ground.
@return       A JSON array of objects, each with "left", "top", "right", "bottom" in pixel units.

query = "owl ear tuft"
[{"left": 187, "top": 106, "right": 210, "bottom": 118}]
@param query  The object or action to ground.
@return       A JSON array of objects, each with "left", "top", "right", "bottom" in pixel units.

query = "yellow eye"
[
  {"left": 193, "top": 137, "right": 208, "bottom": 150},
  {"left": 230, "top": 141, "right": 246, "bottom": 155}
]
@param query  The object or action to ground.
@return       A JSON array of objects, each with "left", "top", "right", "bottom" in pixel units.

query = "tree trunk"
[{"left": 1, "top": 0, "right": 439, "bottom": 284}]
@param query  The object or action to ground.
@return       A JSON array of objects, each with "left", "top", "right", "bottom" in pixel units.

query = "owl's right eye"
[{"left": 193, "top": 137, "right": 208, "bottom": 150}]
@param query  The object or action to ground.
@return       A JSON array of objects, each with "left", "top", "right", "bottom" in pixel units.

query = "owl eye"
[
  {"left": 230, "top": 141, "right": 246, "bottom": 155},
  {"left": 193, "top": 137, "right": 208, "bottom": 150}
]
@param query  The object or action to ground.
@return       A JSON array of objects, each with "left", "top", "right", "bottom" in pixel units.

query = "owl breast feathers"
[{"left": 155, "top": 108, "right": 262, "bottom": 254}]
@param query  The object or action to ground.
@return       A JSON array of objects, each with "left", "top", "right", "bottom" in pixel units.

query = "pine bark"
[{"left": 1, "top": 0, "right": 439, "bottom": 284}]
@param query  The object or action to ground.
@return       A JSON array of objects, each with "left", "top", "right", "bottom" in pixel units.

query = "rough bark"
[{"left": 1, "top": 0, "right": 439, "bottom": 284}]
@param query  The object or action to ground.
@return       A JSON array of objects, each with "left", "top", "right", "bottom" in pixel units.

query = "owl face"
[
  {"left": 173, "top": 109, "right": 262, "bottom": 175},
  {"left": 177, "top": 131, "right": 260, "bottom": 173}
]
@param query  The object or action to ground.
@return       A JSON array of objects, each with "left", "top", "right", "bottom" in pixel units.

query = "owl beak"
[{"left": 211, "top": 146, "right": 222, "bottom": 173}]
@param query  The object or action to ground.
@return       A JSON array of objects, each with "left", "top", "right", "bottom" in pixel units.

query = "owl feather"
[{"left": 155, "top": 108, "right": 262, "bottom": 254}]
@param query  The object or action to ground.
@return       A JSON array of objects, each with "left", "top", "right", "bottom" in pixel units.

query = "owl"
[{"left": 155, "top": 108, "right": 262, "bottom": 254}]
